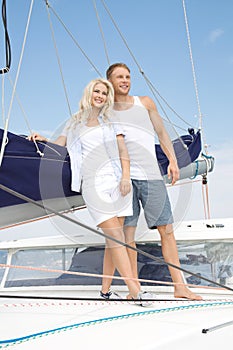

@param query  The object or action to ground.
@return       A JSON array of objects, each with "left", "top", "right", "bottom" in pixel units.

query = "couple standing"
[{"left": 30, "top": 62, "right": 202, "bottom": 304}]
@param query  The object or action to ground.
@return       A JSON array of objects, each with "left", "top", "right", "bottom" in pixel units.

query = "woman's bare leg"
[
  {"left": 99, "top": 216, "right": 140, "bottom": 298},
  {"left": 101, "top": 217, "right": 123, "bottom": 293},
  {"left": 101, "top": 247, "right": 115, "bottom": 293}
]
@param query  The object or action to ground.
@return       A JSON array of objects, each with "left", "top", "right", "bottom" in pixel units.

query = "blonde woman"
[{"left": 29, "top": 78, "right": 153, "bottom": 305}]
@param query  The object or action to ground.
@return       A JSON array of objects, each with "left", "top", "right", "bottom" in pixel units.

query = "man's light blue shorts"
[{"left": 124, "top": 179, "right": 173, "bottom": 229}]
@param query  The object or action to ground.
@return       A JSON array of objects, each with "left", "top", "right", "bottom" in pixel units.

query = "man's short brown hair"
[{"left": 106, "top": 63, "right": 130, "bottom": 80}]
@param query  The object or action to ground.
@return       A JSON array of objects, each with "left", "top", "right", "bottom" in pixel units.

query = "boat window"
[
  {"left": 5, "top": 248, "right": 75, "bottom": 287},
  {"left": 0, "top": 250, "right": 8, "bottom": 283},
  {"left": 138, "top": 241, "right": 233, "bottom": 288},
  {"left": 178, "top": 241, "right": 233, "bottom": 287},
  {"left": 3, "top": 241, "right": 233, "bottom": 289},
  {"left": 5, "top": 246, "right": 117, "bottom": 287}
]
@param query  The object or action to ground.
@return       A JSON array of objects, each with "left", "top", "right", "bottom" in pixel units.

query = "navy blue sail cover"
[
  {"left": 0, "top": 128, "right": 201, "bottom": 208},
  {"left": 0, "top": 129, "right": 79, "bottom": 208},
  {"left": 155, "top": 129, "right": 201, "bottom": 175}
]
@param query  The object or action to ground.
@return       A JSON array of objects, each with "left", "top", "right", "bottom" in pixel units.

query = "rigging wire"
[
  {"left": 0, "top": 0, "right": 34, "bottom": 167},
  {"left": 92, "top": 0, "right": 110, "bottom": 66},
  {"left": 100, "top": 0, "right": 196, "bottom": 135},
  {"left": 138, "top": 73, "right": 194, "bottom": 132},
  {"left": 45, "top": 1, "right": 72, "bottom": 118},
  {"left": 6, "top": 74, "right": 44, "bottom": 156},
  {"left": 0, "top": 1, "right": 41, "bottom": 156},
  {"left": 182, "top": 0, "right": 202, "bottom": 126},
  {"left": 182, "top": 0, "right": 211, "bottom": 218},
  {"left": 182, "top": 0, "right": 208, "bottom": 154},
  {"left": 45, "top": 0, "right": 196, "bottom": 134},
  {"left": 45, "top": 0, "right": 102, "bottom": 77},
  {"left": 43, "top": 0, "right": 200, "bottom": 138},
  {"left": 0, "top": 0, "right": 11, "bottom": 74}
]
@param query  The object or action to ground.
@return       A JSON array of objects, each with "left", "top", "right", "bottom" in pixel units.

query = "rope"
[
  {"left": 166, "top": 178, "right": 202, "bottom": 188},
  {"left": 201, "top": 182, "right": 207, "bottom": 220},
  {"left": 0, "top": 183, "right": 233, "bottom": 293},
  {"left": 0, "top": 0, "right": 11, "bottom": 74},
  {"left": 1, "top": 75, "right": 5, "bottom": 124},
  {"left": 198, "top": 154, "right": 211, "bottom": 220},
  {"left": 0, "top": 263, "right": 227, "bottom": 292},
  {"left": 201, "top": 176, "right": 211, "bottom": 220},
  {"left": 203, "top": 180, "right": 211, "bottom": 219},
  {"left": 1, "top": 295, "right": 230, "bottom": 303},
  {"left": 189, "top": 160, "right": 199, "bottom": 180}
]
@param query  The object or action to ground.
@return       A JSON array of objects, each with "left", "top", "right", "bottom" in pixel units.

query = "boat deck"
[{"left": 0, "top": 290, "right": 233, "bottom": 349}]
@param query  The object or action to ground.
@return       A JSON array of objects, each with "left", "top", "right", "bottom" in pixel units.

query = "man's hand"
[{"left": 167, "top": 161, "right": 179, "bottom": 185}]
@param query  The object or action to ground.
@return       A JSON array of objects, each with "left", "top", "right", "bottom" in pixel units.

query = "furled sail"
[
  {"left": 155, "top": 128, "right": 202, "bottom": 175},
  {"left": 0, "top": 127, "right": 213, "bottom": 212},
  {"left": 0, "top": 129, "right": 84, "bottom": 227},
  {"left": 155, "top": 128, "right": 214, "bottom": 183}
]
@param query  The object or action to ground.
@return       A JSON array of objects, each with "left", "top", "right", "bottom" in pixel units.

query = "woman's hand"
[
  {"left": 119, "top": 178, "right": 131, "bottom": 196},
  {"left": 27, "top": 132, "right": 47, "bottom": 142}
]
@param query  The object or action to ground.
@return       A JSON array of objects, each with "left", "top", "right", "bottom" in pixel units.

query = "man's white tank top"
[{"left": 114, "top": 96, "right": 162, "bottom": 180}]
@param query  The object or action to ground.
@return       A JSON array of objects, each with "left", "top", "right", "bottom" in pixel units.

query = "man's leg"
[
  {"left": 122, "top": 180, "right": 141, "bottom": 290},
  {"left": 157, "top": 224, "right": 202, "bottom": 300}
]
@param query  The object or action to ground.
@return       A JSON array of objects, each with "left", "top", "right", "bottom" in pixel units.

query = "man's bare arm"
[{"left": 140, "top": 96, "right": 179, "bottom": 184}]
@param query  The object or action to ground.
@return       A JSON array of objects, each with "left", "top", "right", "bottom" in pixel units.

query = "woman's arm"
[
  {"left": 117, "top": 134, "right": 131, "bottom": 196},
  {"left": 28, "top": 133, "right": 67, "bottom": 147}
]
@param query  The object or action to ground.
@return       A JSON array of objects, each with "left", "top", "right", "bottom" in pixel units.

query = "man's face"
[{"left": 109, "top": 67, "right": 131, "bottom": 96}]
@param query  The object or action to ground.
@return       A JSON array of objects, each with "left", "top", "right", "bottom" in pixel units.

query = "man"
[{"left": 100, "top": 62, "right": 202, "bottom": 301}]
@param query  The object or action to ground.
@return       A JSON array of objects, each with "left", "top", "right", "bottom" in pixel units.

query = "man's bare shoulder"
[{"left": 139, "top": 96, "right": 157, "bottom": 110}]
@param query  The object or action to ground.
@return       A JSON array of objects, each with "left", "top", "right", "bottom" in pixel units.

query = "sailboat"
[{"left": 0, "top": 0, "right": 232, "bottom": 349}]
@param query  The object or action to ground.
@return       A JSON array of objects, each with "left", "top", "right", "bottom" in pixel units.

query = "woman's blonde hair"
[{"left": 72, "top": 78, "right": 114, "bottom": 125}]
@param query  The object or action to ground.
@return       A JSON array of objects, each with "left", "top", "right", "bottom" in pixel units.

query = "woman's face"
[{"left": 91, "top": 83, "right": 108, "bottom": 108}]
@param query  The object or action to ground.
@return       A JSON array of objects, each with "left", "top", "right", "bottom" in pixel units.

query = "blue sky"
[{"left": 1, "top": 0, "right": 233, "bottom": 220}]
